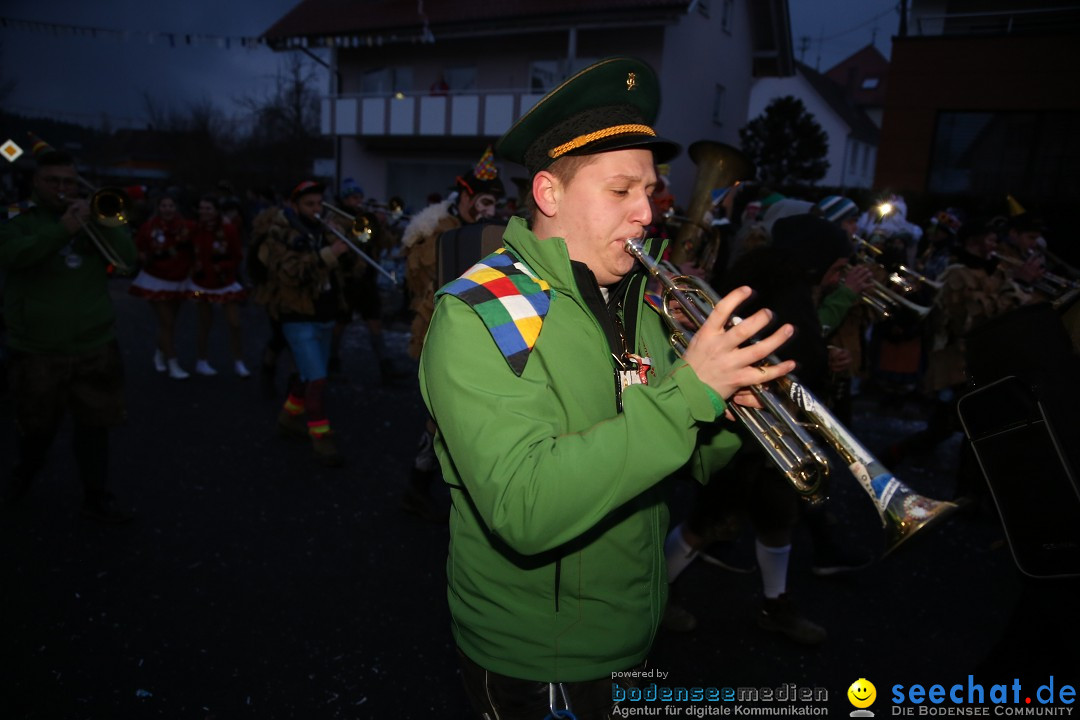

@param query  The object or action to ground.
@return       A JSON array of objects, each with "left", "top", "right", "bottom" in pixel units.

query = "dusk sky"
[{"left": 0, "top": 0, "right": 898, "bottom": 131}]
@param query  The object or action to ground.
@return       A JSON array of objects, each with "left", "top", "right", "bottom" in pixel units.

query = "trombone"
[
  {"left": 992, "top": 252, "right": 1080, "bottom": 300},
  {"left": 59, "top": 178, "right": 134, "bottom": 275},
  {"left": 625, "top": 237, "right": 958, "bottom": 554},
  {"left": 315, "top": 204, "right": 398, "bottom": 284}
]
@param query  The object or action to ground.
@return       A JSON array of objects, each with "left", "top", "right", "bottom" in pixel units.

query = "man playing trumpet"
[{"left": 419, "top": 57, "right": 794, "bottom": 717}]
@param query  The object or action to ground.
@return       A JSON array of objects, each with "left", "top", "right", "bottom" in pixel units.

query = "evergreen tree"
[{"left": 739, "top": 96, "right": 829, "bottom": 186}]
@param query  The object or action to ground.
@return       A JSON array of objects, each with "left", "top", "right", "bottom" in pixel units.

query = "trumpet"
[
  {"left": 625, "top": 237, "right": 958, "bottom": 554},
  {"left": 59, "top": 178, "right": 134, "bottom": 275},
  {"left": 314, "top": 209, "right": 398, "bottom": 285},
  {"left": 850, "top": 236, "right": 935, "bottom": 321}
]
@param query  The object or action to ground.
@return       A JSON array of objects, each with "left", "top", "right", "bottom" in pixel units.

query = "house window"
[
  {"left": 363, "top": 66, "right": 414, "bottom": 95},
  {"left": 712, "top": 84, "right": 726, "bottom": 126},
  {"left": 861, "top": 77, "right": 880, "bottom": 90},
  {"left": 850, "top": 142, "right": 860, "bottom": 173},
  {"left": 721, "top": 0, "right": 734, "bottom": 32},
  {"left": 926, "top": 110, "right": 1080, "bottom": 196}
]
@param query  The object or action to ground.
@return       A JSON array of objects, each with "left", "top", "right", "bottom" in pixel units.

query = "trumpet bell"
[{"left": 879, "top": 479, "right": 959, "bottom": 555}]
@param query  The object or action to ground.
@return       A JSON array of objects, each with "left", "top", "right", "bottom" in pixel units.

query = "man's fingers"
[
  {"left": 722, "top": 307, "right": 774, "bottom": 346},
  {"left": 732, "top": 323, "right": 794, "bottom": 367},
  {"left": 700, "top": 286, "right": 751, "bottom": 333}
]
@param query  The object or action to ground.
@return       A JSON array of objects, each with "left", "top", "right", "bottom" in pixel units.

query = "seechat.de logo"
[{"left": 850, "top": 678, "right": 878, "bottom": 717}]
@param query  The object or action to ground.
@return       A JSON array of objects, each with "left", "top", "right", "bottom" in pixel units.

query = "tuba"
[
  {"left": 625, "top": 237, "right": 958, "bottom": 554},
  {"left": 669, "top": 141, "right": 753, "bottom": 269}
]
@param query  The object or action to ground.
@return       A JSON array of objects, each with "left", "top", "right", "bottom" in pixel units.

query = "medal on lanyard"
[
  {"left": 616, "top": 353, "right": 652, "bottom": 392},
  {"left": 61, "top": 240, "right": 83, "bottom": 269}
]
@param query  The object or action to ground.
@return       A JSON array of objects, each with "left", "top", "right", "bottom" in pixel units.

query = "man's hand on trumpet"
[{"left": 681, "top": 285, "right": 796, "bottom": 405}]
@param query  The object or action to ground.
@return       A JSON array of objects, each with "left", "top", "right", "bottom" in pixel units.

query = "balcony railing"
[
  {"left": 913, "top": 6, "right": 1080, "bottom": 36},
  {"left": 319, "top": 89, "right": 546, "bottom": 138}
]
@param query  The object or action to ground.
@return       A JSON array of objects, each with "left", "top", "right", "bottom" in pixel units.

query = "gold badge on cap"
[{"left": 626, "top": 72, "right": 636, "bottom": 91}]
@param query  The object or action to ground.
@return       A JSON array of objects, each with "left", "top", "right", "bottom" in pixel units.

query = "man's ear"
[{"left": 532, "top": 171, "right": 559, "bottom": 219}]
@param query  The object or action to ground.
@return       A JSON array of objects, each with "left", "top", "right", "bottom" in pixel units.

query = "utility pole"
[
  {"left": 798, "top": 35, "right": 811, "bottom": 62},
  {"left": 899, "top": 0, "right": 909, "bottom": 37}
]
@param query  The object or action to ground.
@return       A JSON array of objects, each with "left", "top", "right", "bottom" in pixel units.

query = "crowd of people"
[{"left": 3, "top": 55, "right": 1079, "bottom": 719}]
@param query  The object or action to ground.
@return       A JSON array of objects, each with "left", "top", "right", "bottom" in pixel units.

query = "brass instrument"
[
  {"left": 59, "top": 178, "right": 133, "bottom": 275},
  {"left": 322, "top": 202, "right": 380, "bottom": 245},
  {"left": 314, "top": 208, "right": 398, "bottom": 285},
  {"left": 625, "top": 237, "right": 958, "bottom": 554},
  {"left": 992, "top": 252, "right": 1080, "bottom": 300},
  {"left": 670, "top": 141, "right": 752, "bottom": 268},
  {"left": 851, "top": 236, "right": 934, "bottom": 321}
]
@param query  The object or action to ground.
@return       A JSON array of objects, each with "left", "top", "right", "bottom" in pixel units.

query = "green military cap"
[{"left": 495, "top": 56, "right": 680, "bottom": 175}]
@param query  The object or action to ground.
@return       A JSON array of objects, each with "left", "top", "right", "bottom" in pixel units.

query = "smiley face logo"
[{"left": 848, "top": 678, "right": 877, "bottom": 709}]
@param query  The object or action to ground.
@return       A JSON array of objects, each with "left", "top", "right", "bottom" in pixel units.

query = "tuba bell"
[
  {"left": 625, "top": 237, "right": 958, "bottom": 554},
  {"left": 669, "top": 141, "right": 753, "bottom": 269}
]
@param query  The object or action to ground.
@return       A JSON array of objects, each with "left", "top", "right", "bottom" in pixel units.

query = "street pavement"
[{"left": 1, "top": 280, "right": 1072, "bottom": 719}]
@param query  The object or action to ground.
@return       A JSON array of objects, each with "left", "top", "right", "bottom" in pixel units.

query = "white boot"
[
  {"left": 153, "top": 349, "right": 167, "bottom": 373},
  {"left": 234, "top": 360, "right": 251, "bottom": 378},
  {"left": 195, "top": 359, "right": 218, "bottom": 376},
  {"left": 167, "top": 358, "right": 190, "bottom": 380}
]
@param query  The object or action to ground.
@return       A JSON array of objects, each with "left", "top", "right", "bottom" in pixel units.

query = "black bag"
[{"left": 436, "top": 220, "right": 506, "bottom": 288}]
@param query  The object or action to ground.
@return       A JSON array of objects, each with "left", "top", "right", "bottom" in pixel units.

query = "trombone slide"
[{"left": 316, "top": 214, "right": 398, "bottom": 285}]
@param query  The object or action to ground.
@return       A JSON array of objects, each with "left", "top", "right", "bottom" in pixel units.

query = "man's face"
[
  {"left": 459, "top": 192, "right": 497, "bottom": 223},
  {"left": 840, "top": 216, "right": 858, "bottom": 239},
  {"left": 1010, "top": 228, "right": 1040, "bottom": 253},
  {"left": 549, "top": 148, "right": 656, "bottom": 287},
  {"left": 33, "top": 164, "right": 79, "bottom": 210},
  {"left": 970, "top": 231, "right": 998, "bottom": 258},
  {"left": 343, "top": 193, "right": 364, "bottom": 210},
  {"left": 821, "top": 257, "right": 849, "bottom": 289},
  {"left": 294, "top": 193, "right": 323, "bottom": 221}
]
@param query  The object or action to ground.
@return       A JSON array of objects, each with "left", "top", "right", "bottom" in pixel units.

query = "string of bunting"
[
  {"left": 0, "top": 16, "right": 266, "bottom": 49},
  {"left": 0, "top": 16, "right": 436, "bottom": 50}
]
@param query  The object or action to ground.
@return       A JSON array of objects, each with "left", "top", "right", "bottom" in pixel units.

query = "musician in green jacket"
[
  {"left": 0, "top": 138, "right": 136, "bottom": 523},
  {"left": 419, "top": 57, "right": 795, "bottom": 718}
]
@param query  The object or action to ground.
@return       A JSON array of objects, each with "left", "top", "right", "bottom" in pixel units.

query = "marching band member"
[
  {"left": 399, "top": 148, "right": 504, "bottom": 521},
  {"left": 188, "top": 195, "right": 250, "bottom": 378},
  {"left": 129, "top": 193, "right": 194, "bottom": 379},
  {"left": 419, "top": 57, "right": 792, "bottom": 717},
  {"left": 0, "top": 136, "right": 136, "bottom": 522},
  {"left": 253, "top": 180, "right": 349, "bottom": 467}
]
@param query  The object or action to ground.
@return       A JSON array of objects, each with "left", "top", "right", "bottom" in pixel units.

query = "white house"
[
  {"left": 747, "top": 61, "right": 880, "bottom": 189},
  {"left": 262, "top": 0, "right": 794, "bottom": 210}
]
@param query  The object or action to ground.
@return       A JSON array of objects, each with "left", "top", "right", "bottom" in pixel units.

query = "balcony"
[
  {"left": 913, "top": 6, "right": 1080, "bottom": 36},
  {"left": 319, "top": 89, "right": 546, "bottom": 138}
]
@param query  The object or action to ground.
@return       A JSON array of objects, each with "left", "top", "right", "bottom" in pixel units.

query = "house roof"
[
  {"left": 824, "top": 44, "right": 889, "bottom": 107},
  {"left": 263, "top": 0, "right": 689, "bottom": 47},
  {"left": 797, "top": 61, "right": 880, "bottom": 144}
]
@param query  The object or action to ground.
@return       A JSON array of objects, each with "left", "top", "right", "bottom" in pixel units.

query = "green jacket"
[
  {"left": 0, "top": 202, "right": 136, "bottom": 354},
  {"left": 419, "top": 217, "right": 741, "bottom": 682}
]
